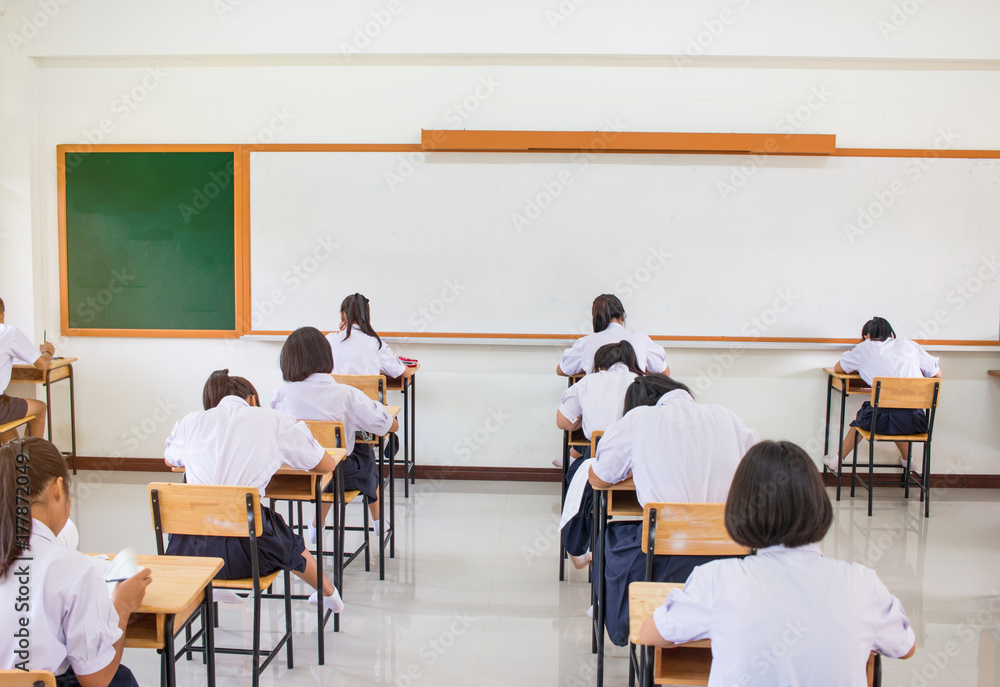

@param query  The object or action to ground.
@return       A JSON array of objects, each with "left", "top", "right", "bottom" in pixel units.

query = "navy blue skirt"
[
  {"left": 603, "top": 521, "right": 739, "bottom": 647},
  {"left": 561, "top": 447, "right": 592, "bottom": 557},
  {"left": 851, "top": 401, "right": 927, "bottom": 435},
  {"left": 165, "top": 505, "right": 306, "bottom": 579},
  {"left": 326, "top": 443, "right": 379, "bottom": 503},
  {"left": 57, "top": 665, "right": 137, "bottom": 687}
]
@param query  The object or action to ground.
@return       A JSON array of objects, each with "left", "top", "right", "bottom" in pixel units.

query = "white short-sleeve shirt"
[
  {"left": 0, "top": 323, "right": 39, "bottom": 391},
  {"left": 165, "top": 395, "right": 325, "bottom": 495},
  {"left": 270, "top": 373, "right": 394, "bottom": 454},
  {"left": 327, "top": 326, "right": 405, "bottom": 378},
  {"left": 839, "top": 338, "right": 940, "bottom": 387},
  {"left": 652, "top": 544, "right": 915, "bottom": 686},
  {"left": 559, "top": 322, "right": 667, "bottom": 376},
  {"left": 592, "top": 389, "right": 759, "bottom": 506},
  {"left": 0, "top": 520, "right": 122, "bottom": 676},
  {"left": 558, "top": 363, "right": 638, "bottom": 439}
]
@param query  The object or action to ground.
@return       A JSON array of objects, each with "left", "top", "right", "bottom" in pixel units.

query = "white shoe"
[
  {"left": 822, "top": 454, "right": 840, "bottom": 473},
  {"left": 900, "top": 456, "right": 921, "bottom": 475},
  {"left": 371, "top": 519, "right": 382, "bottom": 537},
  {"left": 212, "top": 589, "right": 245, "bottom": 605},
  {"left": 586, "top": 605, "right": 594, "bottom": 619},
  {"left": 569, "top": 552, "right": 593, "bottom": 570},
  {"left": 552, "top": 457, "right": 564, "bottom": 468},
  {"left": 309, "top": 589, "right": 344, "bottom": 614},
  {"left": 307, "top": 524, "right": 317, "bottom": 546}
]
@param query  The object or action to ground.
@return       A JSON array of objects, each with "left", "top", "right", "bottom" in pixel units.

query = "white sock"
[
  {"left": 309, "top": 588, "right": 344, "bottom": 613},
  {"left": 307, "top": 523, "right": 317, "bottom": 546},
  {"left": 371, "top": 519, "right": 381, "bottom": 536},
  {"left": 213, "top": 589, "right": 245, "bottom": 605}
]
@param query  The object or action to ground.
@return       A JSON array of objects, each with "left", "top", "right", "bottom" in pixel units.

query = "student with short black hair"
[
  {"left": 0, "top": 297, "right": 55, "bottom": 442},
  {"left": 272, "top": 326, "right": 398, "bottom": 543},
  {"left": 164, "top": 369, "right": 345, "bottom": 614},
  {"left": 588, "top": 373, "right": 759, "bottom": 646},
  {"left": 641, "top": 440, "right": 916, "bottom": 684},
  {"left": 327, "top": 293, "right": 412, "bottom": 379},
  {"left": 823, "top": 316, "right": 941, "bottom": 474},
  {"left": 557, "top": 294, "right": 669, "bottom": 376},
  {"left": 0, "top": 438, "right": 152, "bottom": 687},
  {"left": 557, "top": 341, "right": 643, "bottom": 566}
]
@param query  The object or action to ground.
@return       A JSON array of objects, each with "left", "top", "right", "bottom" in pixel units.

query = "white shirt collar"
[
  {"left": 656, "top": 389, "right": 694, "bottom": 406},
  {"left": 304, "top": 372, "right": 334, "bottom": 384},
  {"left": 31, "top": 518, "right": 57, "bottom": 543},
  {"left": 217, "top": 395, "right": 250, "bottom": 408},
  {"left": 607, "top": 363, "right": 630, "bottom": 373},
  {"left": 757, "top": 542, "right": 824, "bottom": 557}
]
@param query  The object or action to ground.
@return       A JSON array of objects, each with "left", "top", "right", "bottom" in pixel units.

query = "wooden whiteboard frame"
[
  {"left": 57, "top": 144, "right": 248, "bottom": 338},
  {"left": 56, "top": 133, "right": 1000, "bottom": 344}
]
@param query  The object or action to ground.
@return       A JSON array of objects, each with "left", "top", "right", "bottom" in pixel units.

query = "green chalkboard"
[{"left": 64, "top": 151, "right": 237, "bottom": 331}]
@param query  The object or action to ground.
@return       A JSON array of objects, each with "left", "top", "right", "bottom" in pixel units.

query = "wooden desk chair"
[
  {"left": 0, "top": 414, "right": 34, "bottom": 438},
  {"left": 330, "top": 374, "right": 397, "bottom": 580},
  {"left": 149, "top": 483, "right": 293, "bottom": 687},
  {"left": 849, "top": 377, "right": 940, "bottom": 518},
  {"left": 627, "top": 582, "right": 882, "bottom": 686},
  {"left": 632, "top": 503, "right": 750, "bottom": 685},
  {"left": 0, "top": 670, "right": 56, "bottom": 687},
  {"left": 302, "top": 420, "right": 372, "bottom": 573}
]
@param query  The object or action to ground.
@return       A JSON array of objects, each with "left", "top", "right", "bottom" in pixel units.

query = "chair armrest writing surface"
[
  {"left": 10, "top": 357, "right": 78, "bottom": 384},
  {"left": 823, "top": 366, "right": 870, "bottom": 395},
  {"left": 629, "top": 581, "right": 689, "bottom": 646}
]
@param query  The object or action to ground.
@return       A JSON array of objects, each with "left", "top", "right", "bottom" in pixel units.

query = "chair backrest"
[
  {"left": 302, "top": 420, "right": 346, "bottom": 450},
  {"left": 0, "top": 671, "right": 56, "bottom": 687},
  {"left": 870, "top": 377, "right": 940, "bottom": 411},
  {"left": 641, "top": 503, "right": 750, "bottom": 558},
  {"left": 590, "top": 430, "right": 603, "bottom": 455},
  {"left": 148, "top": 482, "right": 262, "bottom": 547},
  {"left": 332, "top": 374, "right": 386, "bottom": 404}
]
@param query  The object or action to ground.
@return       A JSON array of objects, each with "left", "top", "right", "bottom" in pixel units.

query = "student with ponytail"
[
  {"left": 0, "top": 438, "right": 151, "bottom": 686},
  {"left": 271, "top": 327, "right": 398, "bottom": 543},
  {"left": 327, "top": 293, "right": 412, "bottom": 379},
  {"left": 823, "top": 316, "right": 942, "bottom": 474},
  {"left": 164, "top": 369, "right": 345, "bottom": 614},
  {"left": 557, "top": 294, "right": 669, "bottom": 376}
]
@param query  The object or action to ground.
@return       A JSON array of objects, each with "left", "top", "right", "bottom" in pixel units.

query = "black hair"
[
  {"left": 0, "top": 438, "right": 69, "bottom": 578},
  {"left": 724, "top": 440, "right": 833, "bottom": 549},
  {"left": 280, "top": 327, "right": 334, "bottom": 382},
  {"left": 202, "top": 369, "right": 260, "bottom": 410},
  {"left": 622, "top": 373, "right": 692, "bottom": 414},
  {"left": 591, "top": 294, "right": 625, "bottom": 333},
  {"left": 593, "top": 341, "right": 643, "bottom": 376},
  {"left": 862, "top": 316, "right": 895, "bottom": 342},
  {"left": 341, "top": 293, "right": 383, "bottom": 349},
  {"left": 0, "top": 297, "right": 4, "bottom": 313}
]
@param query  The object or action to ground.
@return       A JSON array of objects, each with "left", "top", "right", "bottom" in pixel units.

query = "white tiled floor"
[{"left": 71, "top": 473, "right": 1000, "bottom": 686}]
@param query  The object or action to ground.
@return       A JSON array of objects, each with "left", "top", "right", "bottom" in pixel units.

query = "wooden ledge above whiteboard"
[{"left": 421, "top": 130, "right": 837, "bottom": 155}]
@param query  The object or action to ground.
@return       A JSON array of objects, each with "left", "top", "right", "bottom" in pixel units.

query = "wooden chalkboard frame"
[{"left": 57, "top": 144, "right": 251, "bottom": 338}]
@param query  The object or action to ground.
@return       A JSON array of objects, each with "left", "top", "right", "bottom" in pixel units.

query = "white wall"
[{"left": 2, "top": 0, "right": 999, "bottom": 474}]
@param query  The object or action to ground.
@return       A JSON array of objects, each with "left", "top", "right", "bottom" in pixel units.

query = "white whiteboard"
[{"left": 249, "top": 151, "right": 1000, "bottom": 341}]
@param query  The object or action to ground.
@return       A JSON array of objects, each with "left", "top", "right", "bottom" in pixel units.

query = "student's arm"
[
  {"left": 638, "top": 617, "right": 676, "bottom": 647},
  {"left": 640, "top": 567, "right": 713, "bottom": 649},
  {"left": 354, "top": 389, "right": 398, "bottom": 436},
  {"left": 556, "top": 385, "right": 583, "bottom": 431},
  {"left": 558, "top": 339, "right": 586, "bottom": 376},
  {"left": 275, "top": 414, "right": 328, "bottom": 472},
  {"left": 644, "top": 338, "right": 669, "bottom": 375},
  {"left": 916, "top": 344, "right": 942, "bottom": 379},
  {"left": 73, "top": 567, "right": 152, "bottom": 687},
  {"left": 833, "top": 361, "right": 847, "bottom": 374},
  {"left": 34, "top": 343, "right": 55, "bottom": 370},
  {"left": 163, "top": 417, "right": 188, "bottom": 468},
  {"left": 378, "top": 341, "right": 407, "bottom": 379},
  {"left": 9, "top": 328, "right": 50, "bottom": 370},
  {"left": 870, "top": 573, "right": 917, "bottom": 661},
  {"left": 556, "top": 411, "right": 581, "bottom": 432},
  {"left": 311, "top": 450, "right": 339, "bottom": 474}
]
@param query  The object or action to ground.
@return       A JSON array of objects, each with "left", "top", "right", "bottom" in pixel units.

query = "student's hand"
[
  {"left": 39, "top": 342, "right": 55, "bottom": 356},
  {"left": 112, "top": 568, "right": 152, "bottom": 616}
]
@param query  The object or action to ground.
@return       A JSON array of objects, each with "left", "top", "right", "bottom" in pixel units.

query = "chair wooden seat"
[
  {"left": 0, "top": 669, "right": 57, "bottom": 687},
  {"left": 321, "top": 489, "right": 361, "bottom": 504},
  {"left": 0, "top": 414, "right": 34, "bottom": 435},
  {"left": 856, "top": 429, "right": 928, "bottom": 442},
  {"left": 213, "top": 571, "right": 281, "bottom": 591}
]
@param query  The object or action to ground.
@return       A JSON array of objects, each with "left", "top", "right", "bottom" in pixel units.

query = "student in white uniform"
[
  {"left": 823, "top": 316, "right": 941, "bottom": 474},
  {"left": 164, "top": 370, "right": 344, "bottom": 613},
  {"left": 641, "top": 440, "right": 916, "bottom": 686},
  {"left": 557, "top": 294, "right": 669, "bottom": 376},
  {"left": 327, "top": 293, "right": 413, "bottom": 379},
  {"left": 0, "top": 297, "right": 55, "bottom": 442},
  {"left": 557, "top": 341, "right": 643, "bottom": 567},
  {"left": 588, "top": 373, "right": 760, "bottom": 647},
  {"left": 0, "top": 438, "right": 152, "bottom": 687},
  {"left": 271, "top": 326, "right": 398, "bottom": 542}
]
